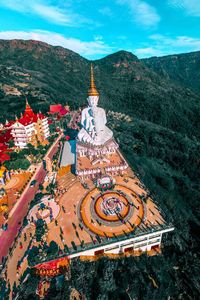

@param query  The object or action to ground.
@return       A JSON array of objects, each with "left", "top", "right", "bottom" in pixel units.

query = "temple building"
[{"left": 11, "top": 99, "right": 50, "bottom": 148}]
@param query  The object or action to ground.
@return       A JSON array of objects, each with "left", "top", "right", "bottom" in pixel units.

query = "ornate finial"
[
  {"left": 21, "top": 112, "right": 23, "bottom": 118},
  {"left": 25, "top": 97, "right": 30, "bottom": 107},
  {"left": 24, "top": 97, "right": 34, "bottom": 115},
  {"left": 88, "top": 64, "right": 99, "bottom": 96},
  {"left": 15, "top": 115, "right": 18, "bottom": 121}
]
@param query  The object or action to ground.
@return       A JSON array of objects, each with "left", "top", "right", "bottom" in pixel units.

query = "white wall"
[{"left": 68, "top": 227, "right": 174, "bottom": 258}]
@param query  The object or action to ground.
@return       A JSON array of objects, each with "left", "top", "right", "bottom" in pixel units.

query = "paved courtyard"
[
  {"left": 3, "top": 170, "right": 166, "bottom": 292},
  {"left": 46, "top": 174, "right": 165, "bottom": 250}
]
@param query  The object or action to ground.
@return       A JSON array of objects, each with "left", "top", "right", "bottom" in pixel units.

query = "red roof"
[
  {"left": 49, "top": 104, "right": 69, "bottom": 116},
  {"left": 37, "top": 113, "right": 46, "bottom": 120},
  {"left": 34, "top": 257, "right": 69, "bottom": 270},
  {"left": 49, "top": 104, "right": 62, "bottom": 114},
  {"left": 59, "top": 107, "right": 69, "bottom": 116},
  {"left": 17, "top": 102, "right": 46, "bottom": 126},
  {"left": 4, "top": 120, "right": 15, "bottom": 128},
  {"left": 0, "top": 129, "right": 12, "bottom": 143},
  {"left": 0, "top": 143, "right": 8, "bottom": 152},
  {"left": 0, "top": 153, "right": 10, "bottom": 163}
]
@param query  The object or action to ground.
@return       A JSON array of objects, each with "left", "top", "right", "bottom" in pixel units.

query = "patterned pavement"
[{"left": 78, "top": 184, "right": 144, "bottom": 237}]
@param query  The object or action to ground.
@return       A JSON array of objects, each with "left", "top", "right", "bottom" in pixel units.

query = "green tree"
[
  {"left": 47, "top": 241, "right": 59, "bottom": 256},
  {"left": 27, "top": 246, "right": 39, "bottom": 265},
  {"left": 8, "top": 139, "right": 14, "bottom": 148},
  {"left": 35, "top": 219, "right": 46, "bottom": 242},
  {"left": 27, "top": 143, "right": 38, "bottom": 156},
  {"left": 5, "top": 158, "right": 30, "bottom": 170}
]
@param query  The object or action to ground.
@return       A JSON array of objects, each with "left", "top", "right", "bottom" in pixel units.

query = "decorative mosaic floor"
[{"left": 78, "top": 184, "right": 145, "bottom": 237}]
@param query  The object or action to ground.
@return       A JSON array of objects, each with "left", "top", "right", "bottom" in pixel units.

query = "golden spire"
[
  {"left": 88, "top": 64, "right": 99, "bottom": 96},
  {"left": 25, "top": 97, "right": 30, "bottom": 108}
]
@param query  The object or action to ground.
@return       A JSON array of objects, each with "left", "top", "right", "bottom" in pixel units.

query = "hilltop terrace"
[{"left": 28, "top": 173, "right": 174, "bottom": 266}]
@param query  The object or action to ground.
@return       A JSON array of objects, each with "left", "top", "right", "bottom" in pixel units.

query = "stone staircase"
[{"left": 58, "top": 172, "right": 77, "bottom": 191}]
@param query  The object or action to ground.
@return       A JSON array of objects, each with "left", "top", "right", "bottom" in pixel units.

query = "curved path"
[{"left": 78, "top": 184, "right": 144, "bottom": 237}]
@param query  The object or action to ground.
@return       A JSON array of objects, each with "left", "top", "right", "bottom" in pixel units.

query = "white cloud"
[
  {"left": 32, "top": 4, "right": 73, "bottom": 25},
  {"left": 168, "top": 0, "right": 200, "bottom": 17},
  {"left": 117, "top": 0, "right": 160, "bottom": 27},
  {"left": 134, "top": 34, "right": 200, "bottom": 58},
  {"left": 149, "top": 34, "right": 200, "bottom": 49},
  {"left": 0, "top": 0, "right": 91, "bottom": 26},
  {"left": 135, "top": 47, "right": 165, "bottom": 57},
  {"left": 0, "top": 30, "right": 113, "bottom": 57}
]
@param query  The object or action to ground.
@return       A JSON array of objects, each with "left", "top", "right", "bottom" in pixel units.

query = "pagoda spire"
[
  {"left": 25, "top": 97, "right": 30, "bottom": 108},
  {"left": 24, "top": 97, "right": 34, "bottom": 115},
  {"left": 88, "top": 64, "right": 99, "bottom": 96}
]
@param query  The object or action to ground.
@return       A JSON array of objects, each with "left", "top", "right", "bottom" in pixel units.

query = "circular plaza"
[
  {"left": 28, "top": 195, "right": 60, "bottom": 225},
  {"left": 78, "top": 184, "right": 144, "bottom": 237}
]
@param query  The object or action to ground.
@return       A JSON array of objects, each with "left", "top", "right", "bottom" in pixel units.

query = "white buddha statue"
[{"left": 78, "top": 65, "right": 113, "bottom": 146}]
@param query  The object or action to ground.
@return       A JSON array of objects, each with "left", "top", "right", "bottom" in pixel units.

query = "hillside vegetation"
[{"left": 143, "top": 50, "right": 200, "bottom": 92}]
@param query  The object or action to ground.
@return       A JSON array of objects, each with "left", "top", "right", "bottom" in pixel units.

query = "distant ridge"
[
  {"left": 0, "top": 39, "right": 199, "bottom": 139},
  {"left": 142, "top": 50, "right": 200, "bottom": 92}
]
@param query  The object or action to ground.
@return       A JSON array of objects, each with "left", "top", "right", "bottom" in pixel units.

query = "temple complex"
[{"left": 0, "top": 67, "right": 174, "bottom": 293}]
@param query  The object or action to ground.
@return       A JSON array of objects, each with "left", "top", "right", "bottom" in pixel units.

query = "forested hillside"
[{"left": 143, "top": 50, "right": 200, "bottom": 92}]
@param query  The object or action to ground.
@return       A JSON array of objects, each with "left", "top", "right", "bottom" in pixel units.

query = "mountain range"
[{"left": 0, "top": 39, "right": 199, "bottom": 139}]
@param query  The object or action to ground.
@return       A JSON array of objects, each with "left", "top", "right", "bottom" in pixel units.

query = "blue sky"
[{"left": 0, "top": 0, "right": 200, "bottom": 59}]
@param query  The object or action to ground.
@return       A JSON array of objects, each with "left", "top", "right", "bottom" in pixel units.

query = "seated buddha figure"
[{"left": 78, "top": 65, "right": 113, "bottom": 146}]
